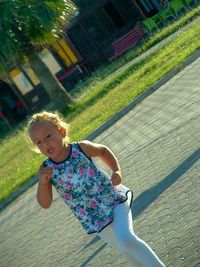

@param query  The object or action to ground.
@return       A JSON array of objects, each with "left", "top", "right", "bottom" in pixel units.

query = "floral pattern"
[{"left": 44, "top": 142, "right": 133, "bottom": 234}]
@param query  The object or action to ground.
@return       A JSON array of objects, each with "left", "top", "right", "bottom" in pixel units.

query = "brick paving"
[{"left": 0, "top": 56, "right": 200, "bottom": 267}]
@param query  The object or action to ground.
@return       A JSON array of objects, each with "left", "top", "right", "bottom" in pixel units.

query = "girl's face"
[{"left": 29, "top": 120, "right": 68, "bottom": 162}]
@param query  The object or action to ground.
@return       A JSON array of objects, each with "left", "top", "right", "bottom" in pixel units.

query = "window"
[
  {"left": 104, "top": 2, "right": 125, "bottom": 28},
  {"left": 114, "top": 0, "right": 143, "bottom": 23},
  {"left": 82, "top": 14, "right": 107, "bottom": 43},
  {"left": 96, "top": 8, "right": 116, "bottom": 33},
  {"left": 136, "top": 0, "right": 160, "bottom": 16}
]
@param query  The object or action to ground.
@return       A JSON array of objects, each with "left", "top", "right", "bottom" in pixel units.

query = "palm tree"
[{"left": 0, "top": 0, "right": 77, "bottom": 111}]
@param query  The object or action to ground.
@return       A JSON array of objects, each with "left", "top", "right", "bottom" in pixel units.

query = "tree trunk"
[{"left": 28, "top": 51, "right": 74, "bottom": 112}]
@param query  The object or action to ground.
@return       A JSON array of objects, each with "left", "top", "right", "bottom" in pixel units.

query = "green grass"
[{"left": 0, "top": 8, "right": 200, "bottom": 202}]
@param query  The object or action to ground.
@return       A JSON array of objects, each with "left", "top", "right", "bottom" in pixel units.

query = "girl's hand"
[
  {"left": 111, "top": 171, "right": 122, "bottom": 186},
  {"left": 39, "top": 164, "right": 53, "bottom": 184}
]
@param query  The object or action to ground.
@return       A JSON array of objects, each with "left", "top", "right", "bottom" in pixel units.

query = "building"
[
  {"left": 0, "top": 38, "right": 86, "bottom": 127},
  {"left": 67, "top": 0, "right": 162, "bottom": 67}
]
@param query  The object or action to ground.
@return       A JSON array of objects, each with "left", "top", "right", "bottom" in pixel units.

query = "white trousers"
[{"left": 97, "top": 199, "right": 165, "bottom": 267}]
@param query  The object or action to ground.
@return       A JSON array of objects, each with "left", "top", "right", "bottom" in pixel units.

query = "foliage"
[{"left": 0, "top": 0, "right": 77, "bottom": 70}]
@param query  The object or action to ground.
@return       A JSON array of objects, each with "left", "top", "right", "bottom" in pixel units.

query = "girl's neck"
[{"left": 50, "top": 143, "right": 71, "bottom": 164}]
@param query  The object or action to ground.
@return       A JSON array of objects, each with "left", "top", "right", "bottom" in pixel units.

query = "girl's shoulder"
[
  {"left": 76, "top": 140, "right": 107, "bottom": 159},
  {"left": 74, "top": 140, "right": 92, "bottom": 160}
]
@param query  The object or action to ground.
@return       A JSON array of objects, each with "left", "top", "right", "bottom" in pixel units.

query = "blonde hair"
[{"left": 27, "top": 111, "right": 70, "bottom": 152}]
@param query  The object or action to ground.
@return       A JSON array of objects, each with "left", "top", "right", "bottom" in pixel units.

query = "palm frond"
[{"left": 0, "top": 0, "right": 77, "bottom": 68}]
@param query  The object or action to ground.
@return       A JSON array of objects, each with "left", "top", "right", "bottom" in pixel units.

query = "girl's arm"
[
  {"left": 79, "top": 140, "right": 122, "bottom": 186},
  {"left": 37, "top": 165, "right": 53, "bottom": 208}
]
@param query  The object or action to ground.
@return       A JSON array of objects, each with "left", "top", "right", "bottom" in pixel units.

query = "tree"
[{"left": 0, "top": 0, "right": 77, "bottom": 111}]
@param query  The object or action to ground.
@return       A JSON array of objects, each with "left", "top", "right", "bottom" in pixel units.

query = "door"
[
  {"left": 68, "top": 24, "right": 104, "bottom": 70},
  {"left": 104, "top": 1, "right": 125, "bottom": 28}
]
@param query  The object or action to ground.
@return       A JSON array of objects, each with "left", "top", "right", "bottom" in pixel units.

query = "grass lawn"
[{"left": 0, "top": 6, "right": 200, "bottom": 202}]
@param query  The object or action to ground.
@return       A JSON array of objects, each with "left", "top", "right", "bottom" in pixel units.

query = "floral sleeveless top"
[{"left": 44, "top": 142, "right": 133, "bottom": 234}]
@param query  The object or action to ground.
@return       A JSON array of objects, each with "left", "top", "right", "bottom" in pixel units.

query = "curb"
[
  {"left": 0, "top": 175, "right": 38, "bottom": 212},
  {"left": 1, "top": 48, "right": 200, "bottom": 212}
]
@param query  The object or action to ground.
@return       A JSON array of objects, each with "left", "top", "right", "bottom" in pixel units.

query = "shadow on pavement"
[
  {"left": 79, "top": 236, "right": 101, "bottom": 252},
  {"left": 80, "top": 243, "right": 107, "bottom": 267},
  {"left": 132, "top": 147, "right": 200, "bottom": 218}
]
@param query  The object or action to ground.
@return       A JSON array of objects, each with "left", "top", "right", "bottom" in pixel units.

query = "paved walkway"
[{"left": 1, "top": 57, "right": 200, "bottom": 266}]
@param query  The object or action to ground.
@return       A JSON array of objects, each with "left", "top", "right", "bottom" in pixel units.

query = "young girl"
[{"left": 27, "top": 111, "right": 165, "bottom": 267}]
